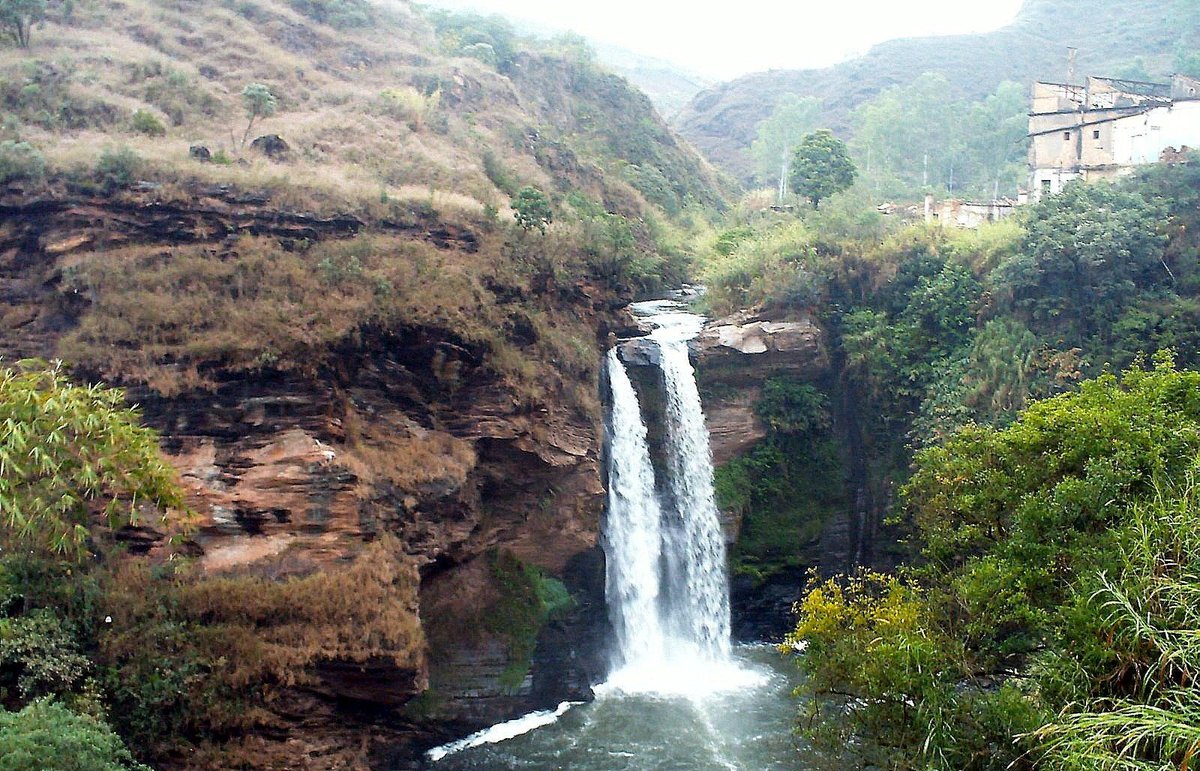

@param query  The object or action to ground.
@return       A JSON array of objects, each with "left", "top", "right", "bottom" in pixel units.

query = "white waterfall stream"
[
  {"left": 600, "top": 299, "right": 744, "bottom": 696},
  {"left": 602, "top": 347, "right": 668, "bottom": 667}
]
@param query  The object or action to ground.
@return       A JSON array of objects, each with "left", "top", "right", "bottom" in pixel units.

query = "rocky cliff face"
[{"left": 0, "top": 182, "right": 621, "bottom": 766}]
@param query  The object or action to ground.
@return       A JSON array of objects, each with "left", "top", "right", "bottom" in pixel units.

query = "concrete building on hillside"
[
  {"left": 1028, "top": 74, "right": 1200, "bottom": 201},
  {"left": 923, "top": 195, "right": 1022, "bottom": 228}
]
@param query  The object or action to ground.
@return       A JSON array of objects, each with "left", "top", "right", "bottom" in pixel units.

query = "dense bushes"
[
  {"left": 285, "top": 0, "right": 371, "bottom": 28},
  {"left": 700, "top": 164, "right": 1200, "bottom": 765},
  {"left": 715, "top": 377, "right": 847, "bottom": 582},
  {"left": 785, "top": 358, "right": 1200, "bottom": 769},
  {"left": 0, "top": 700, "right": 149, "bottom": 770},
  {"left": 0, "top": 364, "right": 426, "bottom": 763}
]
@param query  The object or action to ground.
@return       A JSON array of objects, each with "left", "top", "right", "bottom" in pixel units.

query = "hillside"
[
  {"left": 676, "top": 0, "right": 1185, "bottom": 181},
  {"left": 590, "top": 41, "right": 713, "bottom": 119},
  {"left": 0, "top": 0, "right": 726, "bottom": 766}
]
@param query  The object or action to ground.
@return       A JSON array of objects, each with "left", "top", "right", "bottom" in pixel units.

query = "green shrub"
[
  {"left": 511, "top": 185, "right": 552, "bottom": 233},
  {"left": 95, "top": 146, "right": 143, "bottom": 189},
  {"left": 375, "top": 86, "right": 439, "bottom": 130},
  {"left": 0, "top": 701, "right": 147, "bottom": 770},
  {"left": 482, "top": 149, "right": 518, "bottom": 196},
  {"left": 0, "top": 610, "right": 91, "bottom": 702},
  {"left": 755, "top": 379, "right": 830, "bottom": 436},
  {"left": 0, "top": 140, "right": 45, "bottom": 184},
  {"left": 129, "top": 109, "right": 165, "bottom": 137},
  {"left": 0, "top": 360, "right": 182, "bottom": 558},
  {"left": 286, "top": 0, "right": 371, "bottom": 28}
]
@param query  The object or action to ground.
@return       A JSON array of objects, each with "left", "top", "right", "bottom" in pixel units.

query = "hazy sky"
[{"left": 421, "top": 0, "right": 1027, "bottom": 80}]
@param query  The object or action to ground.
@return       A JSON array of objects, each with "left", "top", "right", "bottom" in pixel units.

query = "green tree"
[
  {"left": 511, "top": 185, "right": 552, "bottom": 233},
  {"left": 0, "top": 700, "right": 148, "bottom": 770},
  {"left": 239, "top": 83, "right": 276, "bottom": 148},
  {"left": 993, "top": 181, "right": 1168, "bottom": 347},
  {"left": 0, "top": 0, "right": 46, "bottom": 48},
  {"left": 789, "top": 129, "right": 856, "bottom": 209},
  {"left": 0, "top": 360, "right": 182, "bottom": 558},
  {"left": 850, "top": 75, "right": 1028, "bottom": 198},
  {"left": 749, "top": 95, "right": 820, "bottom": 190},
  {"left": 851, "top": 72, "right": 959, "bottom": 195},
  {"left": 959, "top": 81, "right": 1029, "bottom": 197}
]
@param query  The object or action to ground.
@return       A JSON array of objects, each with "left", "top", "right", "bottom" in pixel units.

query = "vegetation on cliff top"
[{"left": 787, "top": 357, "right": 1200, "bottom": 769}]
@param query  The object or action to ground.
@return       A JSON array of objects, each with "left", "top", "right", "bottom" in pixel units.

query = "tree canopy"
[
  {"left": 789, "top": 129, "right": 856, "bottom": 209},
  {"left": 0, "top": 360, "right": 182, "bottom": 558},
  {"left": 750, "top": 95, "right": 820, "bottom": 189},
  {"left": 0, "top": 0, "right": 46, "bottom": 48},
  {"left": 511, "top": 186, "right": 553, "bottom": 233},
  {"left": 240, "top": 83, "right": 277, "bottom": 147}
]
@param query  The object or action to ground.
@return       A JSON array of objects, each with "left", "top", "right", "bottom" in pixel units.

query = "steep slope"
[
  {"left": 677, "top": 0, "right": 1182, "bottom": 180},
  {"left": 0, "top": 0, "right": 725, "bottom": 766}
]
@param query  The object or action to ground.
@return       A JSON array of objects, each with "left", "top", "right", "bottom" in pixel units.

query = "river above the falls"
[{"left": 428, "top": 644, "right": 815, "bottom": 770}]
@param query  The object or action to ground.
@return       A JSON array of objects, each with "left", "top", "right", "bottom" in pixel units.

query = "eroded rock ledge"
[{"left": 616, "top": 309, "right": 830, "bottom": 465}]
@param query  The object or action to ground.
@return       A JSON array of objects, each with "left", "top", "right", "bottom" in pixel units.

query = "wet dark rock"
[
  {"left": 617, "top": 337, "right": 660, "bottom": 367},
  {"left": 730, "top": 568, "right": 808, "bottom": 643}
]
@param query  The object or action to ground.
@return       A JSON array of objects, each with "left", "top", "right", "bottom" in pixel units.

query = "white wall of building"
[{"left": 1112, "top": 100, "right": 1200, "bottom": 165}]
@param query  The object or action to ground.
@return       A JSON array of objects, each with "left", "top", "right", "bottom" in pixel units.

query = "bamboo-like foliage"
[
  {"left": 1034, "top": 480, "right": 1200, "bottom": 769},
  {"left": 0, "top": 359, "right": 183, "bottom": 557}
]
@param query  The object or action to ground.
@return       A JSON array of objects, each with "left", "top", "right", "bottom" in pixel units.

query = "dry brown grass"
[
  {"left": 338, "top": 405, "right": 477, "bottom": 496},
  {"left": 2, "top": 0, "right": 564, "bottom": 223},
  {"left": 97, "top": 534, "right": 424, "bottom": 745},
  {"left": 55, "top": 229, "right": 605, "bottom": 414},
  {"left": 179, "top": 536, "right": 425, "bottom": 689},
  {"left": 59, "top": 234, "right": 490, "bottom": 390}
]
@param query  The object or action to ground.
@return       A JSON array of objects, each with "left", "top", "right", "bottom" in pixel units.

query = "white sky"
[{"left": 420, "top": 0, "right": 1027, "bottom": 80}]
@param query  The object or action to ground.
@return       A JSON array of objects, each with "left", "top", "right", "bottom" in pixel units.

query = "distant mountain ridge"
[{"left": 675, "top": 0, "right": 1182, "bottom": 181}]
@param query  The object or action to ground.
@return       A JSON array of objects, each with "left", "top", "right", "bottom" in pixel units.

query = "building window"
[
  {"left": 1093, "top": 129, "right": 1101, "bottom": 139},
  {"left": 1063, "top": 131, "right": 1071, "bottom": 140},
  {"left": 1041, "top": 179, "right": 1052, "bottom": 193}
]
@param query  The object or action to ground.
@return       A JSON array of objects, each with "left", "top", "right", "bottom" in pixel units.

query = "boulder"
[
  {"left": 616, "top": 337, "right": 661, "bottom": 367},
  {"left": 695, "top": 310, "right": 829, "bottom": 384},
  {"left": 250, "top": 134, "right": 290, "bottom": 160}
]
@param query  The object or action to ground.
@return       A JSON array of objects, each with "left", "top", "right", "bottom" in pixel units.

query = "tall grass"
[{"left": 1033, "top": 476, "right": 1200, "bottom": 769}]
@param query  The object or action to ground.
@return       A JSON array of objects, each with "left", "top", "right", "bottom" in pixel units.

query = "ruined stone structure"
[{"left": 1028, "top": 74, "right": 1200, "bottom": 200}]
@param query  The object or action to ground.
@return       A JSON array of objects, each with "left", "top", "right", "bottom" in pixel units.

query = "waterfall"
[
  {"left": 655, "top": 336, "right": 731, "bottom": 657},
  {"left": 602, "top": 302, "right": 733, "bottom": 692},
  {"left": 603, "top": 348, "right": 667, "bottom": 666}
]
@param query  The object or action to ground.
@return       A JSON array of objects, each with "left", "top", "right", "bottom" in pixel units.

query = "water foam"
[{"left": 425, "top": 701, "right": 581, "bottom": 762}]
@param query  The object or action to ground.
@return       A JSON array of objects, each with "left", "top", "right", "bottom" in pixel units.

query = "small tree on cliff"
[
  {"left": 240, "top": 83, "right": 277, "bottom": 148},
  {"left": 790, "top": 129, "right": 856, "bottom": 209}
]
